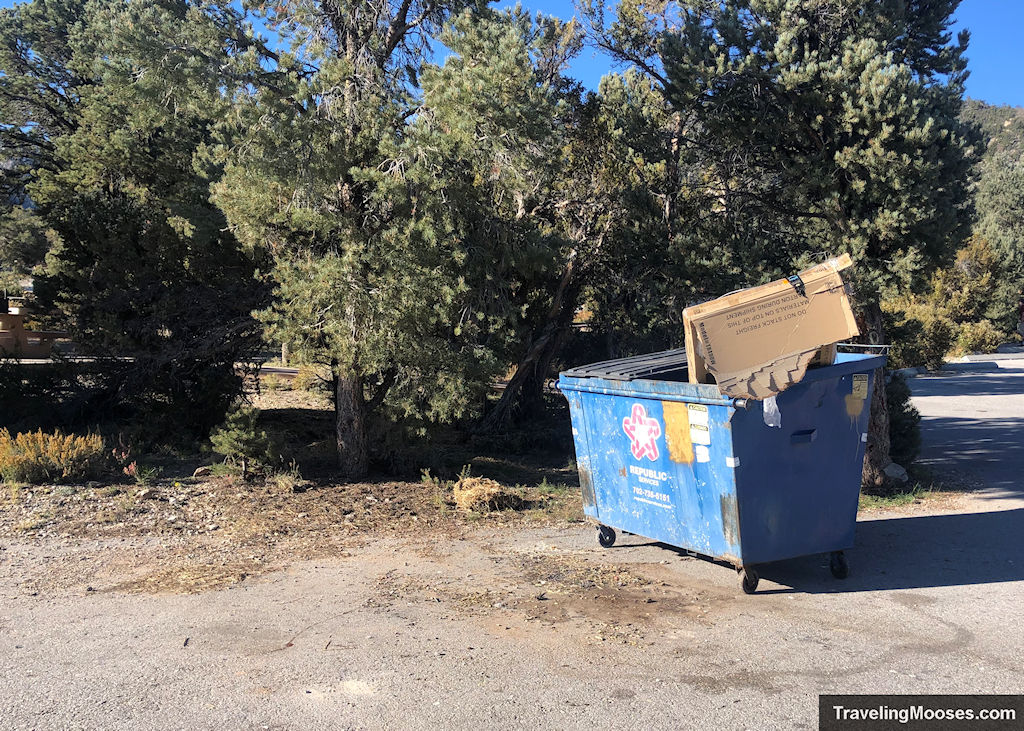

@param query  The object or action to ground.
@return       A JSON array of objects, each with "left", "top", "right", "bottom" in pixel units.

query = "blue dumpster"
[{"left": 558, "top": 350, "right": 885, "bottom": 592}]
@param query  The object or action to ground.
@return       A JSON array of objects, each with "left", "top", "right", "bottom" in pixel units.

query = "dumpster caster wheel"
[
  {"left": 829, "top": 551, "right": 849, "bottom": 580},
  {"left": 738, "top": 566, "right": 759, "bottom": 594},
  {"left": 597, "top": 525, "right": 616, "bottom": 548}
]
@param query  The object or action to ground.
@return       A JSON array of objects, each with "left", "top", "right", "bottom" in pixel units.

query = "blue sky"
[
  {"left": 946, "top": 0, "right": 1024, "bottom": 106},
  {"left": 1, "top": 0, "right": 1020, "bottom": 106}
]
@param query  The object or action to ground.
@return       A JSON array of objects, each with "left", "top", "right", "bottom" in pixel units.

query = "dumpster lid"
[{"left": 561, "top": 349, "right": 689, "bottom": 381}]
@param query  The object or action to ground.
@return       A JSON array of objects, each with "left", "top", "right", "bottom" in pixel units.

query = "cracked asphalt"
[{"left": 1, "top": 359, "right": 1022, "bottom": 730}]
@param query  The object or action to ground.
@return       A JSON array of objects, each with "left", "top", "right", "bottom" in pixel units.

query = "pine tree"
[
  {"left": 1, "top": 0, "right": 266, "bottom": 437},
  {"left": 959, "top": 100, "right": 1023, "bottom": 334},
  {"left": 211, "top": 0, "right": 490, "bottom": 478},
  {"left": 582, "top": 0, "right": 978, "bottom": 485},
  {"left": 409, "top": 8, "right": 591, "bottom": 431},
  {"left": 210, "top": 402, "right": 277, "bottom": 478},
  {"left": 0, "top": 207, "right": 55, "bottom": 293},
  {"left": 0, "top": 0, "right": 89, "bottom": 295},
  {"left": 975, "top": 151, "right": 1024, "bottom": 331}
]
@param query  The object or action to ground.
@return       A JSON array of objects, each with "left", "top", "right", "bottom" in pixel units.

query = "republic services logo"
[{"left": 622, "top": 403, "right": 661, "bottom": 461}]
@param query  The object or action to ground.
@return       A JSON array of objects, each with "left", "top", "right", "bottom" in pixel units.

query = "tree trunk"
[
  {"left": 859, "top": 302, "right": 891, "bottom": 490},
  {"left": 478, "top": 253, "right": 583, "bottom": 433},
  {"left": 334, "top": 370, "right": 368, "bottom": 481}
]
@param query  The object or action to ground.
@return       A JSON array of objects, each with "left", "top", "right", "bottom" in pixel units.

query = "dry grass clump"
[
  {"left": 452, "top": 476, "right": 524, "bottom": 512},
  {"left": 292, "top": 367, "right": 321, "bottom": 392},
  {"left": 0, "top": 429, "right": 106, "bottom": 484}
]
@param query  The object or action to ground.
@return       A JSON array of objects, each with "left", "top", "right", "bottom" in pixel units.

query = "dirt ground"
[
  {"left": 0, "top": 469, "right": 587, "bottom": 596},
  {"left": 0, "top": 382, "right": 587, "bottom": 593}
]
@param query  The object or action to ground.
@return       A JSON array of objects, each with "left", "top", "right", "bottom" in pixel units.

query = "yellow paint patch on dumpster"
[
  {"left": 845, "top": 374, "right": 869, "bottom": 417},
  {"left": 845, "top": 393, "right": 867, "bottom": 418},
  {"left": 661, "top": 401, "right": 694, "bottom": 464}
]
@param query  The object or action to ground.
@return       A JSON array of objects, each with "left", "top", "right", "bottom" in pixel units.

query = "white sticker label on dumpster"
[
  {"left": 687, "top": 403, "right": 709, "bottom": 426},
  {"left": 689, "top": 423, "right": 711, "bottom": 446},
  {"left": 687, "top": 404, "right": 711, "bottom": 448},
  {"left": 852, "top": 373, "right": 868, "bottom": 399},
  {"left": 695, "top": 445, "right": 710, "bottom": 463}
]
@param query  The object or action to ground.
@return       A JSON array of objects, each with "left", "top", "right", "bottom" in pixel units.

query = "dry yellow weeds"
[{"left": 452, "top": 477, "right": 523, "bottom": 512}]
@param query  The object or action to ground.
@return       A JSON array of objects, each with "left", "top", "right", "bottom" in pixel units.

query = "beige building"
[{"left": 0, "top": 300, "right": 67, "bottom": 359}]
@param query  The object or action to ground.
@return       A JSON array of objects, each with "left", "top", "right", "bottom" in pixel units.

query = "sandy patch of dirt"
[
  {"left": 350, "top": 535, "right": 733, "bottom": 648},
  {"left": 0, "top": 471, "right": 582, "bottom": 595}
]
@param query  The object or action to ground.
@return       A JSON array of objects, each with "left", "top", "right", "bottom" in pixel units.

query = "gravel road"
[{"left": 1, "top": 360, "right": 1022, "bottom": 730}]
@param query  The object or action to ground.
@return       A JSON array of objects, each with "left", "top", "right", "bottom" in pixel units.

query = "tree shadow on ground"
[
  {"left": 258, "top": 404, "right": 579, "bottom": 486},
  {"left": 754, "top": 507, "right": 1024, "bottom": 593},
  {"left": 910, "top": 416, "right": 1024, "bottom": 496},
  {"left": 910, "top": 364, "right": 1024, "bottom": 398},
  {"left": 618, "top": 507, "right": 1024, "bottom": 595}
]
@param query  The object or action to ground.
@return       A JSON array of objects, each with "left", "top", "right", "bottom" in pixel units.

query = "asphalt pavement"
[{"left": 910, "top": 357, "right": 1024, "bottom": 497}]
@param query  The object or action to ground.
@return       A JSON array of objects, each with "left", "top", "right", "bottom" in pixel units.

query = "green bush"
[
  {"left": 209, "top": 402, "right": 279, "bottom": 475},
  {"left": 884, "top": 237, "right": 1014, "bottom": 369},
  {"left": 292, "top": 367, "right": 320, "bottom": 392},
  {"left": 952, "top": 319, "right": 1004, "bottom": 356},
  {"left": 886, "top": 373, "right": 921, "bottom": 467},
  {"left": 0, "top": 428, "right": 107, "bottom": 484},
  {"left": 884, "top": 300, "right": 956, "bottom": 370}
]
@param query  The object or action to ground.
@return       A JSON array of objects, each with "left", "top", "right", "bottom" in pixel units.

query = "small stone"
[{"left": 137, "top": 488, "right": 158, "bottom": 500}]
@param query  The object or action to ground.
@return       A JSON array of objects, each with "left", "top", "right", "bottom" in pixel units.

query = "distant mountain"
[{"left": 961, "top": 98, "right": 1024, "bottom": 156}]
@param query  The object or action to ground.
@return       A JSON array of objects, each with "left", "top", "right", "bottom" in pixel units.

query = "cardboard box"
[{"left": 683, "top": 255, "right": 859, "bottom": 399}]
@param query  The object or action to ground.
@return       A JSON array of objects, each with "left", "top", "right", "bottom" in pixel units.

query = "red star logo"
[{"left": 622, "top": 403, "right": 661, "bottom": 461}]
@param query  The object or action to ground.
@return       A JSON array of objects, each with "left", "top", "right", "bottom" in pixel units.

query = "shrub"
[
  {"left": 0, "top": 429, "right": 107, "bottom": 484},
  {"left": 292, "top": 367, "right": 320, "bottom": 392},
  {"left": 261, "top": 373, "right": 286, "bottom": 392},
  {"left": 883, "top": 237, "right": 1015, "bottom": 369},
  {"left": 937, "top": 236, "right": 1000, "bottom": 323},
  {"left": 952, "top": 319, "right": 1004, "bottom": 356},
  {"left": 209, "top": 402, "right": 279, "bottom": 476},
  {"left": 883, "top": 300, "right": 956, "bottom": 370},
  {"left": 886, "top": 373, "right": 921, "bottom": 467}
]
